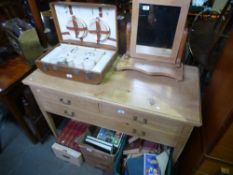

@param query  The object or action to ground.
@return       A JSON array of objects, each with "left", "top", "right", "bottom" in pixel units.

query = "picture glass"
[{"left": 136, "top": 3, "right": 181, "bottom": 57}]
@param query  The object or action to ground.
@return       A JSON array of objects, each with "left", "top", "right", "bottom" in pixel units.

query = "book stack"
[
  {"left": 123, "top": 137, "right": 164, "bottom": 156},
  {"left": 84, "top": 127, "right": 124, "bottom": 154},
  {"left": 57, "top": 120, "right": 89, "bottom": 151},
  {"left": 123, "top": 137, "right": 171, "bottom": 175}
]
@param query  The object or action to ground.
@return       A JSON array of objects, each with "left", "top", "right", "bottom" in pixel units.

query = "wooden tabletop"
[
  {"left": 0, "top": 56, "right": 31, "bottom": 93},
  {"left": 23, "top": 63, "right": 202, "bottom": 126}
]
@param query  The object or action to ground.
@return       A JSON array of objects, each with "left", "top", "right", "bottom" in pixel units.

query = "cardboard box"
[
  {"left": 52, "top": 142, "right": 83, "bottom": 166},
  {"left": 80, "top": 143, "right": 114, "bottom": 173}
]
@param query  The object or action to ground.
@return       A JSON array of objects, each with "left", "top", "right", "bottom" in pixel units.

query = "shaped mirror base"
[{"left": 115, "top": 56, "right": 184, "bottom": 81}]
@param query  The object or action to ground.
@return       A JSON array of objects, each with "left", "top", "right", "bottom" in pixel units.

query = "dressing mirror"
[{"left": 130, "top": 0, "right": 190, "bottom": 64}]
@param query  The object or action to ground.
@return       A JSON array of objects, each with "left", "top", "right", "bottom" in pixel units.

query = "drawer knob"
[
  {"left": 137, "top": 118, "right": 147, "bottom": 124},
  {"left": 143, "top": 118, "right": 147, "bottom": 124},
  {"left": 132, "top": 129, "right": 137, "bottom": 134},
  {"left": 60, "top": 98, "right": 71, "bottom": 105},
  {"left": 64, "top": 110, "right": 75, "bottom": 117},
  {"left": 133, "top": 116, "right": 138, "bottom": 121},
  {"left": 117, "top": 109, "right": 125, "bottom": 115},
  {"left": 141, "top": 131, "right": 146, "bottom": 136}
]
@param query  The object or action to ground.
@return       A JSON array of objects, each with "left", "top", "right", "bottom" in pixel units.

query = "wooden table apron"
[{"left": 22, "top": 63, "right": 202, "bottom": 161}]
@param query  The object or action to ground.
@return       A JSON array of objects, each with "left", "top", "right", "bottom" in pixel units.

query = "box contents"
[
  {"left": 84, "top": 127, "right": 124, "bottom": 154},
  {"left": 52, "top": 142, "right": 83, "bottom": 166},
  {"left": 41, "top": 43, "right": 115, "bottom": 72},
  {"left": 36, "top": 2, "right": 118, "bottom": 84},
  {"left": 144, "top": 153, "right": 160, "bottom": 175},
  {"left": 124, "top": 137, "right": 171, "bottom": 175},
  {"left": 80, "top": 126, "right": 126, "bottom": 173},
  {"left": 57, "top": 120, "right": 89, "bottom": 151}
]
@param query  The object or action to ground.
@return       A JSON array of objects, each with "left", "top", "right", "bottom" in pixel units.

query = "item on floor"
[
  {"left": 156, "top": 150, "right": 170, "bottom": 175},
  {"left": 57, "top": 120, "right": 89, "bottom": 151},
  {"left": 35, "top": 2, "right": 118, "bottom": 84},
  {"left": 144, "top": 153, "right": 161, "bottom": 175},
  {"left": 1, "top": 18, "right": 43, "bottom": 64},
  {"left": 128, "top": 136, "right": 139, "bottom": 144},
  {"left": 123, "top": 138, "right": 172, "bottom": 175},
  {"left": 97, "top": 128, "right": 123, "bottom": 148},
  {"left": 123, "top": 139, "right": 142, "bottom": 155},
  {"left": 84, "top": 135, "right": 114, "bottom": 154},
  {"left": 80, "top": 134, "right": 127, "bottom": 173},
  {"left": 125, "top": 150, "right": 171, "bottom": 175},
  {"left": 126, "top": 154, "right": 143, "bottom": 175},
  {"left": 142, "top": 140, "right": 163, "bottom": 154},
  {"left": 51, "top": 142, "right": 83, "bottom": 166},
  {"left": 84, "top": 127, "right": 124, "bottom": 154}
]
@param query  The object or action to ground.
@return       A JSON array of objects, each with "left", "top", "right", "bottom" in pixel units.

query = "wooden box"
[
  {"left": 79, "top": 134, "right": 127, "bottom": 173},
  {"left": 36, "top": 2, "right": 118, "bottom": 84}
]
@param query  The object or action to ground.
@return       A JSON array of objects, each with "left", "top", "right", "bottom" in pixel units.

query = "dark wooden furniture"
[
  {"left": 0, "top": 56, "right": 37, "bottom": 143},
  {"left": 178, "top": 29, "right": 233, "bottom": 175}
]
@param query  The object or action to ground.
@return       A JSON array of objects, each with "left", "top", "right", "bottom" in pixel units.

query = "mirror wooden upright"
[{"left": 116, "top": 0, "right": 191, "bottom": 80}]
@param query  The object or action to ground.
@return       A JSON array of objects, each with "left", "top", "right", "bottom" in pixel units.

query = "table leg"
[
  {"left": 40, "top": 109, "right": 57, "bottom": 137},
  {"left": 173, "top": 125, "right": 193, "bottom": 162},
  {"left": 30, "top": 88, "right": 57, "bottom": 137}
]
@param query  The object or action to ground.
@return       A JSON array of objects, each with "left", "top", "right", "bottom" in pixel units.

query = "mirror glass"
[{"left": 136, "top": 4, "right": 181, "bottom": 57}]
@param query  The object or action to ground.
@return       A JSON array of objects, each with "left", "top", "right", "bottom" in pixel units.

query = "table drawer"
[
  {"left": 99, "top": 102, "right": 184, "bottom": 135},
  {"left": 42, "top": 101, "right": 179, "bottom": 146},
  {"left": 41, "top": 100, "right": 134, "bottom": 133},
  {"left": 33, "top": 87, "right": 99, "bottom": 113}
]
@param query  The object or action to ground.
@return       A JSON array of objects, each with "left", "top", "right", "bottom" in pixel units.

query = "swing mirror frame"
[{"left": 130, "top": 0, "right": 190, "bottom": 64}]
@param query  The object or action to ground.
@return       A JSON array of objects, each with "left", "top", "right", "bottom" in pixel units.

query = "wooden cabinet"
[
  {"left": 178, "top": 30, "right": 233, "bottom": 175},
  {"left": 22, "top": 60, "right": 202, "bottom": 162}
]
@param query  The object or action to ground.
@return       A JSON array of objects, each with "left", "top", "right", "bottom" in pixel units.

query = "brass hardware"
[
  {"left": 141, "top": 131, "right": 146, "bottom": 136},
  {"left": 60, "top": 98, "right": 71, "bottom": 105},
  {"left": 136, "top": 117, "right": 147, "bottom": 124},
  {"left": 143, "top": 118, "right": 147, "bottom": 124},
  {"left": 133, "top": 116, "right": 138, "bottom": 121},
  {"left": 64, "top": 110, "right": 75, "bottom": 117}
]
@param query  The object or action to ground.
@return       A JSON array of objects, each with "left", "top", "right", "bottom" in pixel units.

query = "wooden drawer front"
[
  {"left": 41, "top": 101, "right": 136, "bottom": 135},
  {"left": 34, "top": 87, "right": 99, "bottom": 113},
  {"left": 99, "top": 102, "right": 184, "bottom": 135},
  {"left": 42, "top": 101, "right": 178, "bottom": 147},
  {"left": 197, "top": 159, "right": 233, "bottom": 175}
]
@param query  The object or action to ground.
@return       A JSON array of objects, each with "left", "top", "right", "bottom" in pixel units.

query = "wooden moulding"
[
  {"left": 35, "top": 2, "right": 118, "bottom": 84},
  {"left": 116, "top": 29, "right": 188, "bottom": 81}
]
